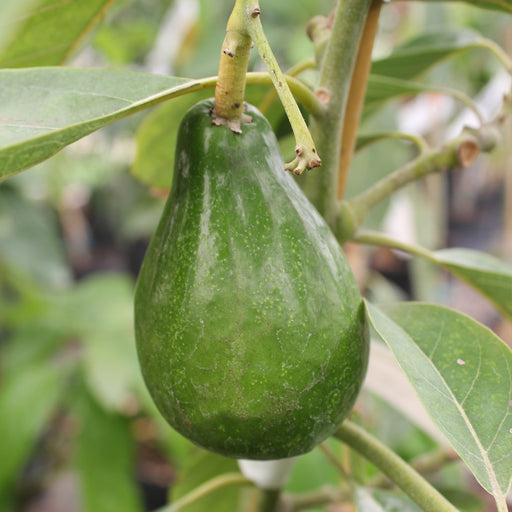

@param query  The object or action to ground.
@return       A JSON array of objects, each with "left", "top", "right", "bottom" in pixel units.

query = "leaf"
[
  {"left": 171, "top": 450, "right": 241, "bottom": 512},
  {"left": 370, "top": 30, "right": 491, "bottom": 81},
  {"left": 366, "top": 301, "right": 512, "bottom": 500},
  {"left": 72, "top": 382, "right": 143, "bottom": 512},
  {"left": 355, "top": 487, "right": 423, "bottom": 512},
  {"left": 410, "top": 0, "right": 512, "bottom": 15},
  {"left": 0, "top": 362, "right": 63, "bottom": 495},
  {"left": 0, "top": 187, "right": 71, "bottom": 288},
  {"left": 0, "top": 0, "right": 116, "bottom": 68},
  {"left": 285, "top": 441, "right": 342, "bottom": 493},
  {"left": 432, "top": 248, "right": 512, "bottom": 321},
  {"left": 364, "top": 74, "right": 475, "bottom": 115},
  {"left": 0, "top": 67, "right": 209, "bottom": 180},
  {"left": 64, "top": 274, "right": 142, "bottom": 411},
  {"left": 133, "top": 90, "right": 211, "bottom": 190}
]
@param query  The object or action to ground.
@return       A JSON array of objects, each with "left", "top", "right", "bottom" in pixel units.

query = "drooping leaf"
[
  {"left": 0, "top": 0, "right": 116, "bottom": 68},
  {"left": 366, "top": 301, "right": 512, "bottom": 501},
  {"left": 0, "top": 67, "right": 211, "bottom": 180},
  {"left": 72, "top": 382, "right": 143, "bottom": 512},
  {"left": 0, "top": 362, "right": 63, "bottom": 496},
  {"left": 432, "top": 248, "right": 512, "bottom": 321}
]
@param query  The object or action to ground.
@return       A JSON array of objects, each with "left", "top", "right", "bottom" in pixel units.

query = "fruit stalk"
[{"left": 213, "top": 0, "right": 253, "bottom": 132}]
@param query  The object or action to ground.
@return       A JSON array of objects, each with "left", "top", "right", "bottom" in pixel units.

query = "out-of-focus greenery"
[{"left": 0, "top": 0, "right": 510, "bottom": 511}]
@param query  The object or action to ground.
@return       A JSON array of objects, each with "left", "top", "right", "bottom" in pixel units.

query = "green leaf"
[
  {"left": 355, "top": 487, "right": 422, "bottom": 511},
  {"left": 409, "top": 0, "right": 512, "bottom": 15},
  {"left": 133, "top": 90, "right": 211, "bottom": 190},
  {"left": 286, "top": 441, "right": 342, "bottom": 494},
  {"left": 0, "top": 362, "right": 63, "bottom": 495},
  {"left": 65, "top": 274, "right": 142, "bottom": 411},
  {"left": 0, "top": 67, "right": 210, "bottom": 180},
  {"left": 366, "top": 302, "right": 512, "bottom": 500},
  {"left": 364, "top": 75, "right": 476, "bottom": 115},
  {"left": 371, "top": 30, "right": 492, "bottom": 81},
  {"left": 172, "top": 450, "right": 241, "bottom": 512},
  {"left": 0, "top": 0, "right": 116, "bottom": 68},
  {"left": 0, "top": 187, "right": 71, "bottom": 288},
  {"left": 72, "top": 382, "right": 143, "bottom": 512},
  {"left": 432, "top": 248, "right": 512, "bottom": 321}
]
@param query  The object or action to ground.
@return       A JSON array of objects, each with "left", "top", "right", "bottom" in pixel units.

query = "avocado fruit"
[{"left": 134, "top": 99, "right": 368, "bottom": 460}]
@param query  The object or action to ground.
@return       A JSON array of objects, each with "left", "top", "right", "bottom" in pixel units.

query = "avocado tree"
[{"left": 1, "top": 1, "right": 512, "bottom": 512}]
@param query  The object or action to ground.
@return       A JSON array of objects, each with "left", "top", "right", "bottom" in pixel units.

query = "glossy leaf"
[
  {"left": 0, "top": 0, "right": 115, "bottom": 68},
  {"left": 432, "top": 248, "right": 512, "bottom": 321},
  {"left": 0, "top": 363, "right": 63, "bottom": 495},
  {"left": 73, "top": 383, "right": 143, "bottom": 512},
  {"left": 366, "top": 302, "right": 512, "bottom": 500},
  {"left": 0, "top": 67, "right": 206, "bottom": 180}
]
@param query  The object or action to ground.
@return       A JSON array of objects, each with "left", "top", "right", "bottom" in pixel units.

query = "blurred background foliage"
[{"left": 0, "top": 0, "right": 511, "bottom": 511}]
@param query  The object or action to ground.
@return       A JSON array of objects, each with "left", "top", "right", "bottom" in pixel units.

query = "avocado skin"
[{"left": 134, "top": 99, "right": 368, "bottom": 460}]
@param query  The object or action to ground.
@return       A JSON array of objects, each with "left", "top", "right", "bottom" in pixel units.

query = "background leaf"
[
  {"left": 64, "top": 274, "right": 142, "bottom": 411},
  {"left": 133, "top": 90, "right": 211, "bottom": 190},
  {"left": 0, "top": 187, "right": 71, "bottom": 288},
  {"left": 0, "top": 363, "right": 64, "bottom": 499},
  {"left": 72, "top": 382, "right": 143, "bottom": 512},
  {"left": 171, "top": 450, "right": 240, "bottom": 512},
  {"left": 0, "top": 0, "right": 116, "bottom": 68},
  {"left": 432, "top": 248, "right": 512, "bottom": 321},
  {"left": 0, "top": 68, "right": 201, "bottom": 180},
  {"left": 370, "top": 30, "right": 495, "bottom": 80},
  {"left": 366, "top": 301, "right": 512, "bottom": 500},
  {"left": 408, "top": 0, "right": 512, "bottom": 15}
]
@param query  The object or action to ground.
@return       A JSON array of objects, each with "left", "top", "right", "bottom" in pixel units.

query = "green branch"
[
  {"left": 300, "top": 0, "right": 374, "bottom": 227},
  {"left": 335, "top": 129, "right": 482, "bottom": 242},
  {"left": 334, "top": 421, "right": 459, "bottom": 512}
]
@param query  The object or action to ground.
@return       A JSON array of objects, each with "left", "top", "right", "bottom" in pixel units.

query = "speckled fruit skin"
[{"left": 134, "top": 99, "right": 368, "bottom": 460}]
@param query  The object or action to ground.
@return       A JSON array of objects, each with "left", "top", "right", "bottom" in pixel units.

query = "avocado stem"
[{"left": 213, "top": 0, "right": 253, "bottom": 132}]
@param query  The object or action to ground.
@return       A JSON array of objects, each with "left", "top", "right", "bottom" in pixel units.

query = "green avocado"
[{"left": 134, "top": 99, "right": 368, "bottom": 460}]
